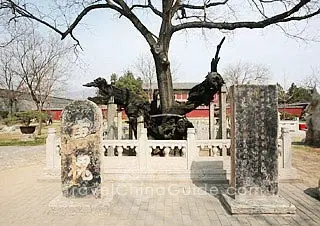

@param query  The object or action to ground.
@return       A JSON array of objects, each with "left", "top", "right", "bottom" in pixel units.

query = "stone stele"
[
  {"left": 60, "top": 100, "right": 103, "bottom": 198},
  {"left": 220, "top": 85, "right": 296, "bottom": 214}
]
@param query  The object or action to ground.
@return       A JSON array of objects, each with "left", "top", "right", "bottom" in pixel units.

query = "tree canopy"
[
  {"left": 277, "top": 82, "right": 312, "bottom": 104},
  {"left": 111, "top": 71, "right": 149, "bottom": 102}
]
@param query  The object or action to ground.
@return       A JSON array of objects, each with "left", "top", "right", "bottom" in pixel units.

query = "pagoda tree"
[{"left": 1, "top": 0, "right": 319, "bottom": 114}]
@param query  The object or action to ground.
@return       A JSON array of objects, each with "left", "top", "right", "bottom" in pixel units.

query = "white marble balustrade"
[{"left": 43, "top": 126, "right": 296, "bottom": 182}]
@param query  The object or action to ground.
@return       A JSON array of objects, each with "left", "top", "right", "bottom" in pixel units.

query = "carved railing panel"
[{"left": 195, "top": 139, "right": 231, "bottom": 157}]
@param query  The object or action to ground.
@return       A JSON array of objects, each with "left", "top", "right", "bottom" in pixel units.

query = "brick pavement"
[{"left": 0, "top": 146, "right": 319, "bottom": 226}]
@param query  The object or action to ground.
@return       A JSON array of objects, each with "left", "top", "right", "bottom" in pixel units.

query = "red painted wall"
[
  {"left": 46, "top": 110, "right": 63, "bottom": 120},
  {"left": 278, "top": 107, "right": 304, "bottom": 117},
  {"left": 46, "top": 106, "right": 305, "bottom": 121}
]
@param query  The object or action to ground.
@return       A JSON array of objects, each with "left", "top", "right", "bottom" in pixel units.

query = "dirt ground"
[{"left": 291, "top": 140, "right": 320, "bottom": 188}]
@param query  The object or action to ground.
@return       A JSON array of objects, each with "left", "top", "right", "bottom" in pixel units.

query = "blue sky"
[{"left": 64, "top": 8, "right": 320, "bottom": 99}]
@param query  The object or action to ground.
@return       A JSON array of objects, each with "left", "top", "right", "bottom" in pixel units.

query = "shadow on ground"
[{"left": 304, "top": 187, "right": 320, "bottom": 201}]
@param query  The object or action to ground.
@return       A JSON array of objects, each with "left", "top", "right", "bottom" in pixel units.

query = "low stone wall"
[
  {"left": 279, "top": 119, "right": 299, "bottom": 133},
  {"left": 43, "top": 127, "right": 296, "bottom": 182}
]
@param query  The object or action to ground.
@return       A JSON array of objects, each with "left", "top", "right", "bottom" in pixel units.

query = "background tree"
[
  {"left": 1, "top": 0, "right": 319, "bottom": 113},
  {"left": 277, "top": 83, "right": 289, "bottom": 104},
  {"left": 222, "top": 61, "right": 271, "bottom": 86},
  {"left": 6, "top": 29, "right": 72, "bottom": 134},
  {"left": 302, "top": 67, "right": 320, "bottom": 89},
  {"left": 135, "top": 54, "right": 156, "bottom": 100},
  {"left": 0, "top": 48, "right": 25, "bottom": 116},
  {"left": 287, "top": 82, "right": 312, "bottom": 103},
  {"left": 277, "top": 82, "right": 312, "bottom": 104},
  {"left": 113, "top": 70, "right": 148, "bottom": 102}
]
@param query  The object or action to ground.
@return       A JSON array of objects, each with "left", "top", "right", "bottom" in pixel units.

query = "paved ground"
[
  {"left": 0, "top": 145, "right": 319, "bottom": 226},
  {"left": 0, "top": 145, "right": 45, "bottom": 170}
]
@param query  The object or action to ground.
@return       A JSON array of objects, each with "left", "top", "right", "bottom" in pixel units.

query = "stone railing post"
[
  {"left": 187, "top": 128, "right": 197, "bottom": 169},
  {"left": 117, "top": 110, "right": 122, "bottom": 140},
  {"left": 218, "top": 85, "right": 227, "bottom": 139},
  {"left": 138, "top": 128, "right": 148, "bottom": 170},
  {"left": 39, "top": 128, "right": 61, "bottom": 180},
  {"left": 107, "top": 96, "right": 117, "bottom": 140},
  {"left": 45, "top": 128, "right": 60, "bottom": 171},
  {"left": 209, "top": 101, "right": 216, "bottom": 139},
  {"left": 107, "top": 96, "right": 117, "bottom": 156},
  {"left": 279, "top": 127, "right": 297, "bottom": 180},
  {"left": 137, "top": 115, "right": 144, "bottom": 139}
]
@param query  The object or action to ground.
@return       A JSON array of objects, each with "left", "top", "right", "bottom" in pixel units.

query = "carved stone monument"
[
  {"left": 60, "top": 100, "right": 103, "bottom": 198},
  {"left": 305, "top": 88, "right": 320, "bottom": 147},
  {"left": 221, "top": 85, "right": 295, "bottom": 214}
]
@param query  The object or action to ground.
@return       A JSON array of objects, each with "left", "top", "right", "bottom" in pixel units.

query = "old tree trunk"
[{"left": 151, "top": 1, "right": 175, "bottom": 113}]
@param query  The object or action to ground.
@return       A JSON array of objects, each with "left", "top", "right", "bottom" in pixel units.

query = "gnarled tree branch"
[
  {"left": 1, "top": 0, "right": 158, "bottom": 48},
  {"left": 173, "top": 0, "right": 319, "bottom": 33},
  {"left": 182, "top": 0, "right": 229, "bottom": 10},
  {"left": 130, "top": 0, "right": 162, "bottom": 17}
]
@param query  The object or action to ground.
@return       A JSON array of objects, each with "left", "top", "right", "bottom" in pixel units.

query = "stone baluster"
[
  {"left": 209, "top": 101, "right": 216, "bottom": 139},
  {"left": 187, "top": 128, "right": 197, "bottom": 169},
  {"left": 138, "top": 128, "right": 148, "bottom": 170},
  {"left": 107, "top": 96, "right": 117, "bottom": 156},
  {"left": 117, "top": 146, "right": 123, "bottom": 156},
  {"left": 181, "top": 147, "right": 187, "bottom": 157},
  {"left": 117, "top": 110, "right": 122, "bottom": 140},
  {"left": 137, "top": 115, "right": 144, "bottom": 139},
  {"left": 164, "top": 147, "right": 170, "bottom": 157},
  {"left": 107, "top": 96, "right": 117, "bottom": 140},
  {"left": 221, "top": 145, "right": 227, "bottom": 156},
  {"left": 212, "top": 146, "right": 219, "bottom": 157},
  {"left": 278, "top": 127, "right": 297, "bottom": 180},
  {"left": 218, "top": 85, "right": 227, "bottom": 139},
  {"left": 45, "top": 128, "right": 60, "bottom": 171}
]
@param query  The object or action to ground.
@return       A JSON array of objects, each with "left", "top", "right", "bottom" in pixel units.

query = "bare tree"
[
  {"left": 135, "top": 54, "right": 156, "bottom": 99},
  {"left": 1, "top": 0, "right": 319, "bottom": 113},
  {"left": 0, "top": 48, "right": 25, "bottom": 116},
  {"left": 7, "top": 29, "right": 72, "bottom": 134},
  {"left": 302, "top": 67, "right": 320, "bottom": 89},
  {"left": 222, "top": 61, "right": 271, "bottom": 86}
]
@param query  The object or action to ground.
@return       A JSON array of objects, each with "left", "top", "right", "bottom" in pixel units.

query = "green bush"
[
  {"left": 36, "top": 112, "right": 49, "bottom": 123},
  {"left": 14, "top": 111, "right": 38, "bottom": 126},
  {"left": 0, "top": 111, "right": 9, "bottom": 119},
  {"left": 2, "top": 116, "right": 18, "bottom": 126}
]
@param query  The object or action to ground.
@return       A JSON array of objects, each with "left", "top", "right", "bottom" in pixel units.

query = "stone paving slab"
[
  {"left": 0, "top": 145, "right": 45, "bottom": 170},
  {"left": 0, "top": 146, "right": 319, "bottom": 226}
]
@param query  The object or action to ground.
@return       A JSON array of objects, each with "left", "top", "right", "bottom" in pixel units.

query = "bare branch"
[
  {"left": 182, "top": 0, "right": 229, "bottom": 10},
  {"left": 211, "top": 37, "right": 225, "bottom": 72},
  {"left": 173, "top": 0, "right": 319, "bottom": 33},
  {"left": 223, "top": 61, "right": 271, "bottom": 86},
  {"left": 2, "top": 1, "right": 157, "bottom": 47},
  {"left": 130, "top": 0, "right": 162, "bottom": 17}
]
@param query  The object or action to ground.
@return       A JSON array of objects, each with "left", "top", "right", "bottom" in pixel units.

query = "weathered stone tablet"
[
  {"left": 60, "top": 100, "right": 102, "bottom": 198},
  {"left": 221, "top": 85, "right": 295, "bottom": 214},
  {"left": 230, "top": 85, "right": 278, "bottom": 194}
]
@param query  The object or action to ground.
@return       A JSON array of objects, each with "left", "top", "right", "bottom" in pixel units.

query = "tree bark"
[
  {"left": 151, "top": 0, "right": 175, "bottom": 113},
  {"left": 152, "top": 51, "right": 174, "bottom": 113},
  {"left": 37, "top": 104, "right": 43, "bottom": 135},
  {"left": 8, "top": 99, "right": 14, "bottom": 117}
]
